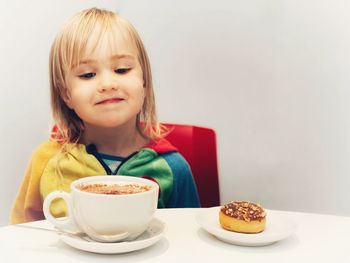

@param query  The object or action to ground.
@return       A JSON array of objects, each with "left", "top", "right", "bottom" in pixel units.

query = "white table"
[{"left": 1, "top": 208, "right": 349, "bottom": 262}]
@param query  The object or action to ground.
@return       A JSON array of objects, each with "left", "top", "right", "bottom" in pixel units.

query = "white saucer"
[
  {"left": 196, "top": 207, "right": 296, "bottom": 246},
  {"left": 59, "top": 218, "right": 166, "bottom": 254}
]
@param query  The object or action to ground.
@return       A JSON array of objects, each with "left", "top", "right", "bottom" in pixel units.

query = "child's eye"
[
  {"left": 115, "top": 68, "right": 131, "bottom": 74},
  {"left": 78, "top": 72, "right": 96, "bottom": 79}
]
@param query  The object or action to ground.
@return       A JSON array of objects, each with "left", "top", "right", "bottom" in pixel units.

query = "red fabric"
[
  {"left": 146, "top": 138, "right": 178, "bottom": 154},
  {"left": 50, "top": 125, "right": 60, "bottom": 140},
  {"left": 163, "top": 123, "right": 220, "bottom": 207}
]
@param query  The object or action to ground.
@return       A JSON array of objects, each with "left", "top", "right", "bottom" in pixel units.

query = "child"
[{"left": 11, "top": 7, "right": 200, "bottom": 224}]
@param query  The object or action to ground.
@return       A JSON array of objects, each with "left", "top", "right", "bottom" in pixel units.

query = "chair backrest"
[{"left": 163, "top": 123, "right": 220, "bottom": 207}]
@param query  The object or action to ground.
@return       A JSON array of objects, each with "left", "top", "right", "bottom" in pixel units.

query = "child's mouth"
[{"left": 96, "top": 98, "right": 124, "bottom": 105}]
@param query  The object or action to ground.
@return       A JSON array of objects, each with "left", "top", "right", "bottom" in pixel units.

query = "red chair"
[{"left": 163, "top": 123, "right": 220, "bottom": 207}]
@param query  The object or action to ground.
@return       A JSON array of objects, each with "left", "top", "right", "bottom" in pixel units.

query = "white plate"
[
  {"left": 59, "top": 218, "right": 166, "bottom": 254},
  {"left": 196, "top": 207, "right": 296, "bottom": 246}
]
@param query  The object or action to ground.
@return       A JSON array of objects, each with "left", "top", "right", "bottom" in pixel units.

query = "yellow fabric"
[{"left": 10, "top": 140, "right": 105, "bottom": 224}]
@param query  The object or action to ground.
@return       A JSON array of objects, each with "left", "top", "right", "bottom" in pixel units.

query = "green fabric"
[{"left": 117, "top": 148, "right": 173, "bottom": 208}]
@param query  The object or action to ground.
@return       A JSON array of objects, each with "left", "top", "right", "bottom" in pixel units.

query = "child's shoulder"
[{"left": 31, "top": 140, "right": 62, "bottom": 160}]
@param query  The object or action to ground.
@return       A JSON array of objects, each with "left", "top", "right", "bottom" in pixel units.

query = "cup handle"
[{"left": 43, "top": 191, "right": 81, "bottom": 234}]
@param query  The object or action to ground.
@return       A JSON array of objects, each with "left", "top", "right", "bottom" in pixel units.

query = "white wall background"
[{"left": 1, "top": 0, "right": 350, "bottom": 225}]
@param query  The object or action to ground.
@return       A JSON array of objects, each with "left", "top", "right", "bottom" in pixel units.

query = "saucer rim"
[{"left": 59, "top": 217, "right": 166, "bottom": 254}]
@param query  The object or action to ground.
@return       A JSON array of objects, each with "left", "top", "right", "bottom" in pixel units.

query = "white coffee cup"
[{"left": 43, "top": 175, "right": 159, "bottom": 242}]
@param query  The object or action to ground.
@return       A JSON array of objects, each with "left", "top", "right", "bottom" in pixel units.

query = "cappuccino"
[
  {"left": 43, "top": 175, "right": 159, "bottom": 242},
  {"left": 78, "top": 183, "right": 151, "bottom": 195}
]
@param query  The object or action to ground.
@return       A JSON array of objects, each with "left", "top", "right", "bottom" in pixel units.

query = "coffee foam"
[{"left": 77, "top": 182, "right": 151, "bottom": 195}]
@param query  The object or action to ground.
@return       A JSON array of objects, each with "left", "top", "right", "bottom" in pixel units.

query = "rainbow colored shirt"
[{"left": 11, "top": 138, "right": 200, "bottom": 224}]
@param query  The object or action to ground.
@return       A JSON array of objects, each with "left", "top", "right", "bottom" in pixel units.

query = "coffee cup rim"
[{"left": 70, "top": 175, "right": 159, "bottom": 196}]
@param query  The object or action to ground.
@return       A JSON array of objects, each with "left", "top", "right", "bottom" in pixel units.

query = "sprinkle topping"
[{"left": 221, "top": 201, "right": 266, "bottom": 222}]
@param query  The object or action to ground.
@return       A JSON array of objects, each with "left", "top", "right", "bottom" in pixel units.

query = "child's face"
[{"left": 64, "top": 31, "right": 144, "bottom": 129}]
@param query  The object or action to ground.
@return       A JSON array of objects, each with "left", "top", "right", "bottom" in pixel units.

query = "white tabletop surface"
[{"left": 1, "top": 208, "right": 350, "bottom": 262}]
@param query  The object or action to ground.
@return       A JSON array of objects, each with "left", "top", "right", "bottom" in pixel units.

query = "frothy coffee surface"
[{"left": 78, "top": 183, "right": 151, "bottom": 195}]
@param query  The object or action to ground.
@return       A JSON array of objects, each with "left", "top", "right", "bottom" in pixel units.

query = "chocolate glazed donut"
[{"left": 219, "top": 201, "right": 266, "bottom": 233}]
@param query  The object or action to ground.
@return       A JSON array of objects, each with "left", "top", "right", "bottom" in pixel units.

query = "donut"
[{"left": 219, "top": 201, "right": 266, "bottom": 233}]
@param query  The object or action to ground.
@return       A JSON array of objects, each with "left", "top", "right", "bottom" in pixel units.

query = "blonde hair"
[{"left": 50, "top": 7, "right": 165, "bottom": 144}]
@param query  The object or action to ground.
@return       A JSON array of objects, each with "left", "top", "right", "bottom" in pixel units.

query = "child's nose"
[{"left": 98, "top": 72, "right": 118, "bottom": 92}]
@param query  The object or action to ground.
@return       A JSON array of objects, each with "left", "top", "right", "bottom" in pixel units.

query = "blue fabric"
[
  {"left": 96, "top": 153, "right": 126, "bottom": 175},
  {"left": 162, "top": 152, "right": 201, "bottom": 208}
]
